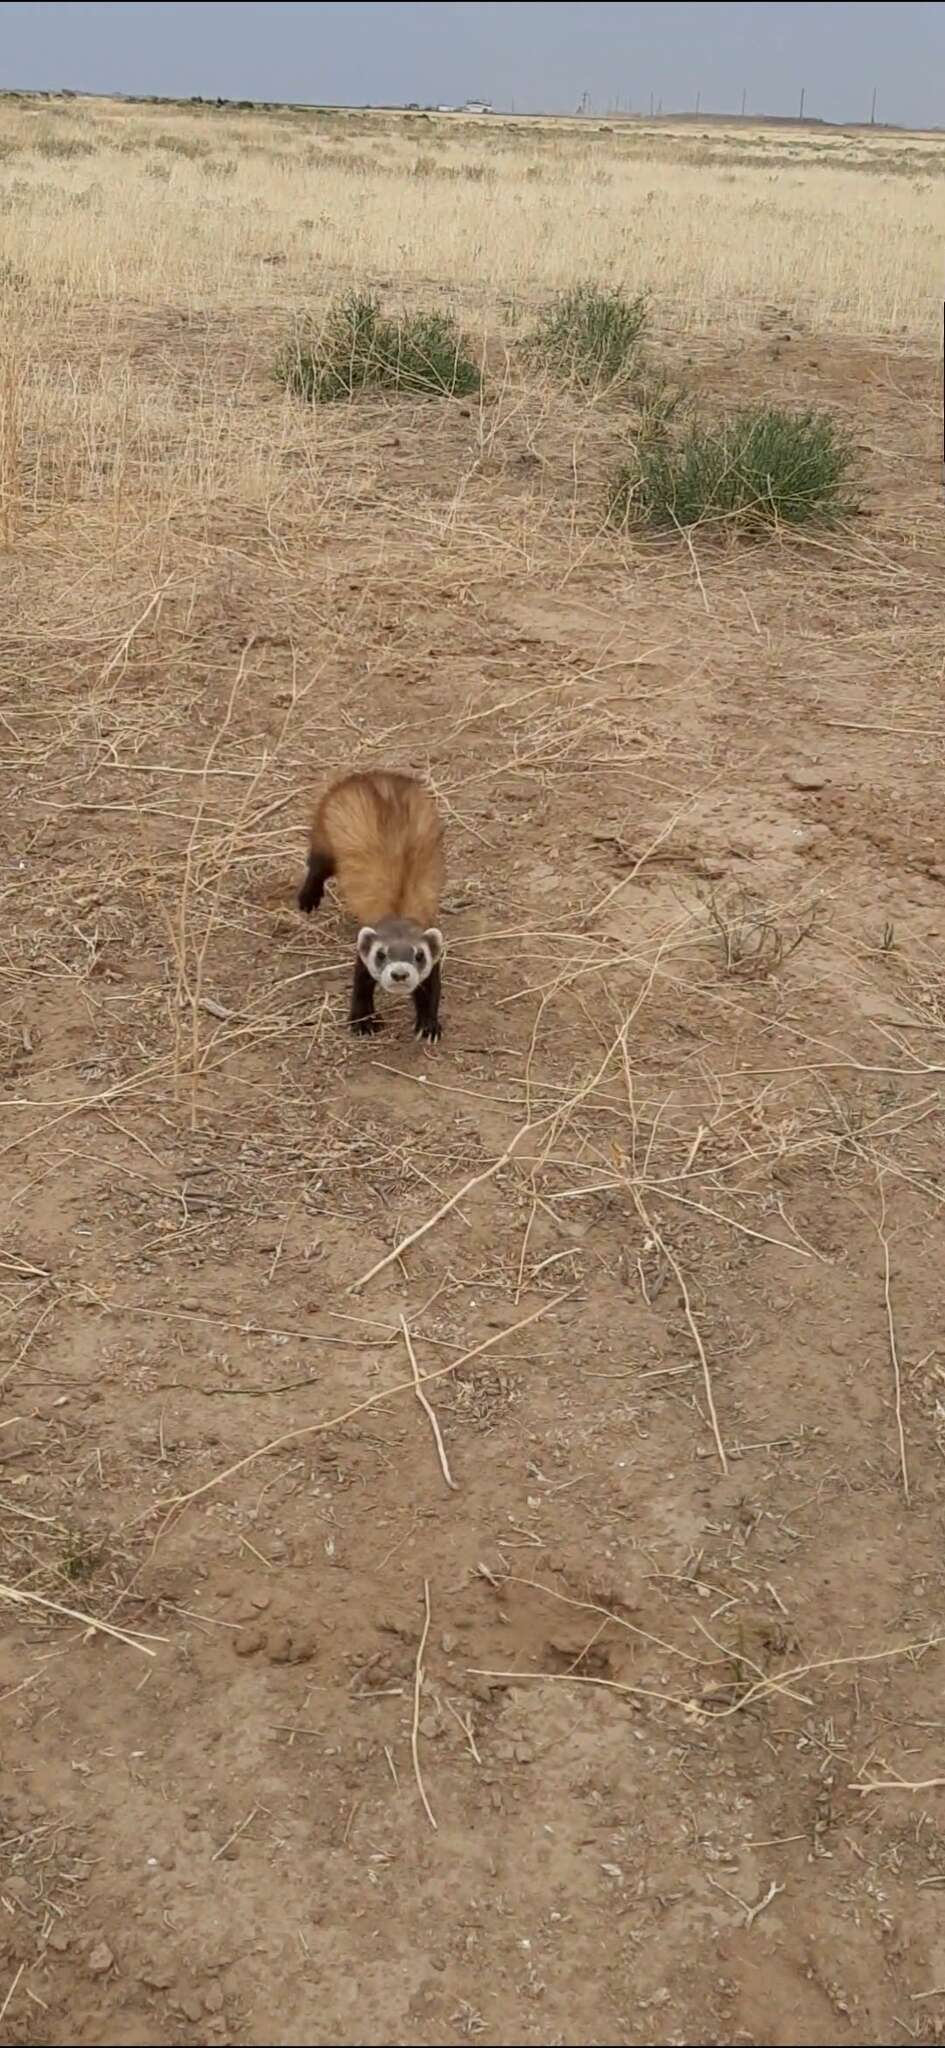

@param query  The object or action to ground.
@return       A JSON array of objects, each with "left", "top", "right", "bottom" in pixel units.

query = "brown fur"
[{"left": 309, "top": 771, "right": 444, "bottom": 930}]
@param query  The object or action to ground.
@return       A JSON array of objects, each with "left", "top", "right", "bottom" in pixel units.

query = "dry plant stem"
[
  {"left": 877, "top": 1178, "right": 910, "bottom": 1504},
  {"left": 211, "top": 1807, "right": 259, "bottom": 1863},
  {"left": 412, "top": 1579, "right": 437, "bottom": 1831},
  {"left": 154, "top": 1292, "right": 571, "bottom": 1529},
  {"left": 401, "top": 1315, "right": 457, "bottom": 1491},
  {"left": 851, "top": 1775, "right": 945, "bottom": 1794},
  {"left": 473, "top": 1626, "right": 945, "bottom": 1724},
  {"left": 507, "top": 1575, "right": 701, "bottom": 1666},
  {"left": 584, "top": 773, "right": 724, "bottom": 922},
  {"left": 0, "top": 1963, "right": 25, "bottom": 2028},
  {"left": 169, "top": 648, "right": 248, "bottom": 1102},
  {"left": 0, "top": 1582, "right": 163, "bottom": 1654},
  {"left": 350, "top": 1116, "right": 548, "bottom": 1293},
  {"left": 630, "top": 1185, "right": 728, "bottom": 1474},
  {"left": 0, "top": 1297, "right": 58, "bottom": 1392}
]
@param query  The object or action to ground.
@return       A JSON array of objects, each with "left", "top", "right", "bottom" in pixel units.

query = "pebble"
[
  {"left": 786, "top": 766, "right": 828, "bottom": 791},
  {"left": 88, "top": 1940, "right": 114, "bottom": 1977},
  {"left": 204, "top": 1984, "right": 225, "bottom": 2014},
  {"left": 47, "top": 1927, "right": 70, "bottom": 1953}
]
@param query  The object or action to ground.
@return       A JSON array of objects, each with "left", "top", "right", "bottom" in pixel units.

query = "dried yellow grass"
[{"left": 0, "top": 95, "right": 940, "bottom": 340}]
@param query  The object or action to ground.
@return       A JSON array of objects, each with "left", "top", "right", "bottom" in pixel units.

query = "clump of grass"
[
  {"left": 610, "top": 404, "right": 857, "bottom": 532},
  {"left": 277, "top": 293, "right": 481, "bottom": 403},
  {"left": 700, "top": 884, "right": 821, "bottom": 978},
  {"left": 528, "top": 282, "right": 648, "bottom": 393}
]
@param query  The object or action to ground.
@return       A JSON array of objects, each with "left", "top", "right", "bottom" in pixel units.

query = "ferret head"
[{"left": 357, "top": 918, "right": 443, "bottom": 998}]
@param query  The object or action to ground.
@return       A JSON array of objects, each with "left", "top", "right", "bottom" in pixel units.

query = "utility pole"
[
  {"left": 740, "top": 86, "right": 746, "bottom": 116},
  {"left": 649, "top": 90, "right": 654, "bottom": 117},
  {"left": 870, "top": 85, "right": 877, "bottom": 124},
  {"left": 798, "top": 86, "right": 805, "bottom": 119},
  {"left": 695, "top": 89, "right": 701, "bottom": 114}
]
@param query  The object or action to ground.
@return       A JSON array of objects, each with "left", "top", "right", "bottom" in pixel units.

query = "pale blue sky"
[{"left": 0, "top": 2, "right": 943, "bottom": 128}]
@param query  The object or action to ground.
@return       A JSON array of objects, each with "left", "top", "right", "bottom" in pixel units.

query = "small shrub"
[
  {"left": 700, "top": 884, "right": 821, "bottom": 978},
  {"left": 529, "top": 282, "right": 648, "bottom": 393},
  {"left": 610, "top": 404, "right": 857, "bottom": 532},
  {"left": 278, "top": 294, "right": 481, "bottom": 403}
]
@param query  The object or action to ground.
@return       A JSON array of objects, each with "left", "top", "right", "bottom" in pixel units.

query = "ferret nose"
[{"left": 389, "top": 966, "right": 411, "bottom": 983}]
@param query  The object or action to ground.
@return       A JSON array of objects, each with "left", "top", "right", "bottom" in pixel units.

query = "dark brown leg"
[
  {"left": 413, "top": 963, "right": 442, "bottom": 1043},
  {"left": 349, "top": 955, "right": 381, "bottom": 1036},
  {"left": 298, "top": 851, "right": 333, "bottom": 914}
]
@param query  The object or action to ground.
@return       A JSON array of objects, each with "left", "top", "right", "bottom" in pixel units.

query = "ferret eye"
[{"left": 375, "top": 948, "right": 387, "bottom": 966}]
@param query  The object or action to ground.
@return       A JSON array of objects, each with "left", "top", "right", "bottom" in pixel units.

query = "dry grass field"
[{"left": 1, "top": 92, "right": 944, "bottom": 2047}]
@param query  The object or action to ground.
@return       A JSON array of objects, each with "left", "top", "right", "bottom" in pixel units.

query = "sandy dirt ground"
[{"left": 2, "top": 261, "right": 945, "bottom": 2047}]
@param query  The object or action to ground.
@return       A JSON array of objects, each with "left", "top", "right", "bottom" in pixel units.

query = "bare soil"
[{"left": 2, "top": 321, "right": 945, "bottom": 2048}]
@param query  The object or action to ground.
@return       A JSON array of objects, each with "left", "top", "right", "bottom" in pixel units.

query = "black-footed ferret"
[{"left": 298, "top": 770, "right": 445, "bottom": 1041}]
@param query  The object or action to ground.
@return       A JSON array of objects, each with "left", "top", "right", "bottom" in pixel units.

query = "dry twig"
[
  {"left": 401, "top": 1315, "right": 457, "bottom": 1491},
  {"left": 412, "top": 1579, "right": 437, "bottom": 1830}
]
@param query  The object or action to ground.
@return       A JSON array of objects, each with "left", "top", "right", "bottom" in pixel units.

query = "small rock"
[
  {"left": 204, "top": 1984, "right": 225, "bottom": 2014},
  {"left": 47, "top": 1926, "right": 70, "bottom": 1953},
  {"left": 88, "top": 1940, "right": 114, "bottom": 1977},
  {"left": 233, "top": 1628, "right": 264, "bottom": 1658},
  {"left": 440, "top": 1631, "right": 458, "bottom": 1655},
  {"left": 142, "top": 1967, "right": 173, "bottom": 1990},
  {"left": 179, "top": 1991, "right": 203, "bottom": 2024},
  {"left": 786, "top": 766, "right": 827, "bottom": 792},
  {"left": 515, "top": 1742, "right": 535, "bottom": 1764},
  {"left": 250, "top": 1591, "right": 271, "bottom": 1611}
]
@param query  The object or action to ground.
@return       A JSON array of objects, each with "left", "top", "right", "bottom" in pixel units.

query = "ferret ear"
[
  {"left": 422, "top": 927, "right": 444, "bottom": 963},
  {"left": 357, "top": 926, "right": 378, "bottom": 964}
]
